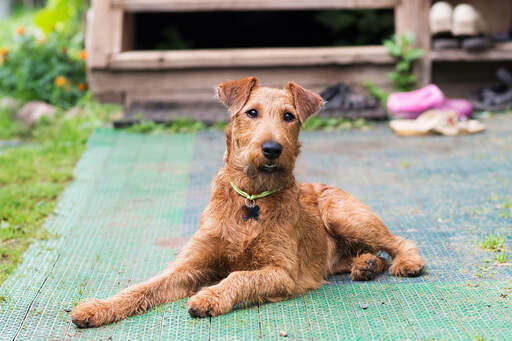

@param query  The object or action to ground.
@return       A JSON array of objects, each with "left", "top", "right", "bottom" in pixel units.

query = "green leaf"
[
  {"left": 396, "top": 60, "right": 410, "bottom": 72},
  {"left": 404, "top": 48, "right": 424, "bottom": 61}
]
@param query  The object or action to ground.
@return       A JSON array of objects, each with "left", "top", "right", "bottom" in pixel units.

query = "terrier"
[{"left": 72, "top": 77, "right": 425, "bottom": 327}]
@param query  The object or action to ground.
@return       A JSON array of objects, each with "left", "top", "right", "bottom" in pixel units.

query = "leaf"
[
  {"left": 404, "top": 48, "right": 424, "bottom": 61},
  {"left": 396, "top": 60, "right": 410, "bottom": 72}
]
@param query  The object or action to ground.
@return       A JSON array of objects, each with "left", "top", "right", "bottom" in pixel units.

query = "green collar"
[{"left": 229, "top": 181, "right": 281, "bottom": 201}]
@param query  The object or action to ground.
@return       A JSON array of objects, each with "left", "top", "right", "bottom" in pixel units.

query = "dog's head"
[{"left": 217, "top": 76, "right": 323, "bottom": 179}]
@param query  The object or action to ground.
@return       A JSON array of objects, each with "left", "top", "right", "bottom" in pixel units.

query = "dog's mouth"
[{"left": 258, "top": 163, "right": 281, "bottom": 173}]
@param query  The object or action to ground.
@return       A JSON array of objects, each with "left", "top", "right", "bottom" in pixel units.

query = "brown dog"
[{"left": 71, "top": 77, "right": 425, "bottom": 328}]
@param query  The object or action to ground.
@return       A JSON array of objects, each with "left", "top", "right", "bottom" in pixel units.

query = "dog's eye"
[
  {"left": 283, "top": 112, "right": 295, "bottom": 122},
  {"left": 246, "top": 109, "right": 258, "bottom": 118}
]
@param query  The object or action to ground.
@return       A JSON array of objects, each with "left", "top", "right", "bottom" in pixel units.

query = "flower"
[
  {"left": 36, "top": 37, "right": 47, "bottom": 44},
  {"left": 61, "top": 48, "right": 67, "bottom": 55},
  {"left": 77, "top": 83, "right": 87, "bottom": 91},
  {"left": 79, "top": 50, "right": 87, "bottom": 60},
  {"left": 55, "top": 76, "right": 67, "bottom": 87},
  {"left": 0, "top": 47, "right": 7, "bottom": 57},
  {"left": 16, "top": 27, "right": 25, "bottom": 35}
]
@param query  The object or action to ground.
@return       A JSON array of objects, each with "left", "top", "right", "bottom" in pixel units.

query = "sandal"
[
  {"left": 389, "top": 109, "right": 485, "bottom": 137},
  {"left": 320, "top": 83, "right": 386, "bottom": 119}
]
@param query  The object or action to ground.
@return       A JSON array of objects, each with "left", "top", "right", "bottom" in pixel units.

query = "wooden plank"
[
  {"left": 395, "top": 0, "right": 431, "bottom": 85},
  {"left": 88, "top": 64, "right": 394, "bottom": 106},
  {"left": 88, "top": 0, "right": 123, "bottom": 68},
  {"left": 430, "top": 43, "right": 512, "bottom": 62},
  {"left": 108, "top": 46, "right": 394, "bottom": 70},
  {"left": 112, "top": 0, "right": 398, "bottom": 12}
]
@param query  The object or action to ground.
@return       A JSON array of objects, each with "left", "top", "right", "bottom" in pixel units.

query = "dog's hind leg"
[
  {"left": 71, "top": 236, "right": 223, "bottom": 328},
  {"left": 311, "top": 183, "right": 425, "bottom": 278},
  {"left": 331, "top": 254, "right": 387, "bottom": 281},
  {"left": 350, "top": 254, "right": 387, "bottom": 281}
]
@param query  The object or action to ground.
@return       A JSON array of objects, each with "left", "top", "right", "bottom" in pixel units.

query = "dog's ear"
[
  {"left": 285, "top": 82, "right": 323, "bottom": 124},
  {"left": 217, "top": 76, "right": 259, "bottom": 117}
]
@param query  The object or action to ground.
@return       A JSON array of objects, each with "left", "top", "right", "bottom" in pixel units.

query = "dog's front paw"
[
  {"left": 71, "top": 299, "right": 112, "bottom": 328},
  {"left": 187, "top": 288, "right": 230, "bottom": 318}
]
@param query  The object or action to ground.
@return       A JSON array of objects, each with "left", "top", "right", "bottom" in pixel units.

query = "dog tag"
[{"left": 241, "top": 204, "right": 259, "bottom": 221}]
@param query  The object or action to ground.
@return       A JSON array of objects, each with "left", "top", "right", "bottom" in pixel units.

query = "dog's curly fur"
[{"left": 72, "top": 77, "right": 425, "bottom": 327}]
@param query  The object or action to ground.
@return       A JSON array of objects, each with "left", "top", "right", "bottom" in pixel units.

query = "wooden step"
[
  {"left": 430, "top": 42, "right": 512, "bottom": 62},
  {"left": 112, "top": 0, "right": 398, "bottom": 12},
  {"left": 109, "top": 46, "right": 394, "bottom": 70}
]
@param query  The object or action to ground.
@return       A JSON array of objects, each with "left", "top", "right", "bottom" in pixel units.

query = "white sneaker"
[
  {"left": 430, "top": 1, "right": 453, "bottom": 35},
  {"left": 452, "top": 3, "right": 485, "bottom": 36}
]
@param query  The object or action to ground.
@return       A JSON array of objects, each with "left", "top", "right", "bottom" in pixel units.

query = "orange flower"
[
  {"left": 36, "top": 37, "right": 47, "bottom": 44},
  {"left": 16, "top": 27, "right": 25, "bottom": 35},
  {"left": 61, "top": 48, "right": 67, "bottom": 55},
  {"left": 55, "top": 76, "right": 67, "bottom": 87},
  {"left": 79, "top": 50, "right": 87, "bottom": 60},
  {"left": 0, "top": 47, "right": 8, "bottom": 57},
  {"left": 77, "top": 82, "right": 87, "bottom": 91}
]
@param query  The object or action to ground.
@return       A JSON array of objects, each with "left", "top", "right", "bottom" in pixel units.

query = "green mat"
[{"left": 1, "top": 115, "right": 511, "bottom": 340}]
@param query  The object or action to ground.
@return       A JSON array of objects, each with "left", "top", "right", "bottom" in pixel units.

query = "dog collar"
[{"left": 229, "top": 181, "right": 281, "bottom": 221}]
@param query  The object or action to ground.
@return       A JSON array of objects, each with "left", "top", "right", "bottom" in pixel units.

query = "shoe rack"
[
  {"left": 419, "top": 0, "right": 512, "bottom": 92},
  {"left": 86, "top": 0, "right": 510, "bottom": 110}
]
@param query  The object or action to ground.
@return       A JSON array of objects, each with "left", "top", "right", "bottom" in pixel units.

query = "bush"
[{"left": 0, "top": 28, "right": 86, "bottom": 109}]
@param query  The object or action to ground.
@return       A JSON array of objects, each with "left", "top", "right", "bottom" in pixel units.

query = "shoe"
[
  {"left": 471, "top": 68, "right": 512, "bottom": 111},
  {"left": 320, "top": 83, "right": 386, "bottom": 119},
  {"left": 462, "top": 36, "right": 493, "bottom": 52},
  {"left": 452, "top": 4, "right": 485, "bottom": 36},
  {"left": 389, "top": 110, "right": 485, "bottom": 137},
  {"left": 432, "top": 37, "right": 460, "bottom": 50},
  {"left": 430, "top": 2, "right": 453, "bottom": 35},
  {"left": 433, "top": 99, "right": 473, "bottom": 120},
  {"left": 430, "top": 2, "right": 460, "bottom": 50},
  {"left": 387, "top": 85, "right": 445, "bottom": 119}
]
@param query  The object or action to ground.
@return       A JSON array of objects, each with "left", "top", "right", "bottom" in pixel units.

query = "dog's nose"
[{"left": 262, "top": 141, "right": 282, "bottom": 160}]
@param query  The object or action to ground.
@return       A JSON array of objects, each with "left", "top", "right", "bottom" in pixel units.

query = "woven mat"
[{"left": 1, "top": 115, "right": 511, "bottom": 340}]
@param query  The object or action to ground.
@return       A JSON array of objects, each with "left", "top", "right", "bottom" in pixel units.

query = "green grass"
[
  {"left": 0, "top": 108, "right": 25, "bottom": 139},
  {"left": 126, "top": 117, "right": 210, "bottom": 134},
  {"left": 124, "top": 116, "right": 372, "bottom": 134},
  {"left": 301, "top": 117, "right": 371, "bottom": 131},
  {"left": 0, "top": 98, "right": 119, "bottom": 284},
  {"left": 478, "top": 234, "right": 506, "bottom": 252},
  {"left": 494, "top": 252, "right": 508, "bottom": 264}
]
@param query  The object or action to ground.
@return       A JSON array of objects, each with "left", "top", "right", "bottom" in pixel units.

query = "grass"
[
  {"left": 301, "top": 117, "right": 371, "bottom": 131},
  {"left": 124, "top": 116, "right": 372, "bottom": 135},
  {"left": 0, "top": 97, "right": 120, "bottom": 284},
  {"left": 126, "top": 117, "right": 211, "bottom": 134},
  {"left": 0, "top": 107, "right": 25, "bottom": 139},
  {"left": 494, "top": 252, "right": 508, "bottom": 264},
  {"left": 478, "top": 234, "right": 506, "bottom": 252}
]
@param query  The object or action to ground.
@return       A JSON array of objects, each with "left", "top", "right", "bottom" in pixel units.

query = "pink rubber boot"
[
  {"left": 387, "top": 85, "right": 446, "bottom": 119},
  {"left": 433, "top": 99, "right": 473, "bottom": 120}
]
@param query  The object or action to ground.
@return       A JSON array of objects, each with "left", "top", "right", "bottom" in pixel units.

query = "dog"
[{"left": 71, "top": 77, "right": 425, "bottom": 328}]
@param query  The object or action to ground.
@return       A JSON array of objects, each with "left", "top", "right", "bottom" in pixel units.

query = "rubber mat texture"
[{"left": 0, "top": 115, "right": 511, "bottom": 340}]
